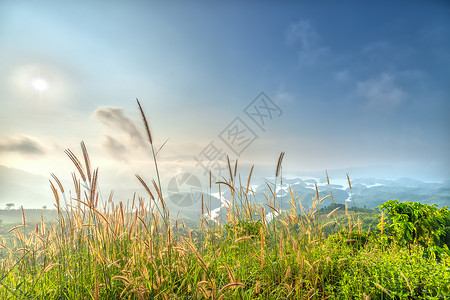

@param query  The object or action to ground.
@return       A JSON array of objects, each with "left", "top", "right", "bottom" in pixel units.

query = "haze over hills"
[
  {"left": 0, "top": 165, "right": 52, "bottom": 209},
  {"left": 1, "top": 165, "right": 448, "bottom": 219}
]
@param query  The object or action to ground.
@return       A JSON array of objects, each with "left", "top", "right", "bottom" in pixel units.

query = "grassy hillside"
[{"left": 1, "top": 103, "right": 448, "bottom": 299}]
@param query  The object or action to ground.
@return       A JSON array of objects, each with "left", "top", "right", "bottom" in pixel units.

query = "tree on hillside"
[{"left": 5, "top": 203, "right": 15, "bottom": 210}]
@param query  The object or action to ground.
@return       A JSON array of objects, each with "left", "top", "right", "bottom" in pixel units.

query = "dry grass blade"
[
  {"left": 21, "top": 206, "right": 26, "bottom": 225},
  {"left": 108, "top": 190, "right": 114, "bottom": 202},
  {"left": 209, "top": 170, "right": 212, "bottom": 189},
  {"left": 265, "top": 182, "right": 276, "bottom": 198},
  {"left": 234, "top": 236, "right": 254, "bottom": 243},
  {"left": 81, "top": 141, "right": 92, "bottom": 183},
  {"left": 320, "top": 194, "right": 331, "bottom": 203},
  {"left": 219, "top": 282, "right": 245, "bottom": 294},
  {"left": 43, "top": 263, "right": 60, "bottom": 272},
  {"left": 135, "top": 174, "right": 155, "bottom": 200},
  {"left": 227, "top": 156, "right": 233, "bottom": 181},
  {"left": 8, "top": 224, "right": 26, "bottom": 233},
  {"left": 113, "top": 276, "right": 131, "bottom": 284},
  {"left": 246, "top": 165, "right": 254, "bottom": 194},
  {"left": 400, "top": 271, "right": 412, "bottom": 293},
  {"left": 51, "top": 173, "right": 65, "bottom": 193},
  {"left": 346, "top": 173, "right": 352, "bottom": 189},
  {"left": 373, "top": 282, "right": 391, "bottom": 297},
  {"left": 65, "top": 149, "right": 87, "bottom": 182},
  {"left": 326, "top": 169, "right": 330, "bottom": 185},
  {"left": 266, "top": 204, "right": 279, "bottom": 214},
  {"left": 72, "top": 172, "right": 80, "bottom": 199},
  {"left": 216, "top": 181, "right": 235, "bottom": 193},
  {"left": 50, "top": 180, "right": 61, "bottom": 214},
  {"left": 315, "top": 183, "right": 319, "bottom": 201},
  {"left": 326, "top": 207, "right": 340, "bottom": 218},
  {"left": 184, "top": 238, "right": 208, "bottom": 270},
  {"left": 136, "top": 98, "right": 153, "bottom": 145},
  {"left": 275, "top": 152, "right": 285, "bottom": 178},
  {"left": 90, "top": 168, "right": 99, "bottom": 206}
]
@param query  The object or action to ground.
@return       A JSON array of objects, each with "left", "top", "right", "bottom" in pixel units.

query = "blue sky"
[{"left": 1, "top": 0, "right": 449, "bottom": 206}]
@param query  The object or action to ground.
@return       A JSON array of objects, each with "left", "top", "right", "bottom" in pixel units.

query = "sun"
[{"left": 32, "top": 78, "right": 49, "bottom": 92}]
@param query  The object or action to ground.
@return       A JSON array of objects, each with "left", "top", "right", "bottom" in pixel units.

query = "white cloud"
[
  {"left": 286, "top": 20, "right": 319, "bottom": 48},
  {"left": 286, "top": 20, "right": 328, "bottom": 65},
  {"left": 356, "top": 73, "right": 406, "bottom": 112},
  {"left": 0, "top": 136, "right": 46, "bottom": 156},
  {"left": 274, "top": 86, "right": 294, "bottom": 104}
]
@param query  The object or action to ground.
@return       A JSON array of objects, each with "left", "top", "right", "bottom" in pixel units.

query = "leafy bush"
[{"left": 378, "top": 200, "right": 450, "bottom": 258}]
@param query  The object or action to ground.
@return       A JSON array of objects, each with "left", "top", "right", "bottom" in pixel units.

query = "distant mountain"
[
  {"left": 1, "top": 165, "right": 449, "bottom": 219},
  {"left": 212, "top": 176, "right": 450, "bottom": 211},
  {"left": 0, "top": 166, "right": 52, "bottom": 209}
]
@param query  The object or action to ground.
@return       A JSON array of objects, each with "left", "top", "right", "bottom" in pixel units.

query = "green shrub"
[{"left": 378, "top": 200, "right": 450, "bottom": 258}]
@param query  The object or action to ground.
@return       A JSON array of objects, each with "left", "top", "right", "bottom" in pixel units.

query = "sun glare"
[{"left": 32, "top": 78, "right": 49, "bottom": 92}]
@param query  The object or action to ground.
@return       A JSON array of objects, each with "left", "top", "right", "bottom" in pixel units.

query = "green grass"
[
  {"left": 1, "top": 158, "right": 448, "bottom": 299},
  {"left": 0, "top": 101, "right": 448, "bottom": 299}
]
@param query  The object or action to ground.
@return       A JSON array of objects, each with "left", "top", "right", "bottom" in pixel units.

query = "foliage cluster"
[{"left": 378, "top": 200, "right": 450, "bottom": 259}]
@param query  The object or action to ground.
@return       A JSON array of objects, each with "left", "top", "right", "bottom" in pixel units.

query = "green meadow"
[{"left": 1, "top": 101, "right": 449, "bottom": 299}]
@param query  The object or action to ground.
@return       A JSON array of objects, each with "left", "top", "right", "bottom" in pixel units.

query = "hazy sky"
[{"left": 1, "top": 0, "right": 449, "bottom": 203}]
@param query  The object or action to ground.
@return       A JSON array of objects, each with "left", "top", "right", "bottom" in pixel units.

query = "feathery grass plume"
[
  {"left": 373, "top": 282, "right": 392, "bottom": 297},
  {"left": 81, "top": 141, "right": 92, "bottom": 183},
  {"left": 135, "top": 174, "right": 155, "bottom": 201},
  {"left": 90, "top": 168, "right": 99, "bottom": 207},
  {"left": 20, "top": 206, "right": 26, "bottom": 226},
  {"left": 326, "top": 207, "right": 340, "bottom": 218},
  {"left": 136, "top": 98, "right": 153, "bottom": 145},
  {"left": 400, "top": 271, "right": 412, "bottom": 294},
  {"left": 72, "top": 172, "right": 80, "bottom": 200},
  {"left": 218, "top": 282, "right": 245, "bottom": 294},
  {"left": 280, "top": 166, "right": 283, "bottom": 185},
  {"left": 49, "top": 180, "right": 61, "bottom": 214},
  {"left": 320, "top": 194, "right": 331, "bottom": 204},
  {"left": 201, "top": 195, "right": 204, "bottom": 216},
  {"left": 326, "top": 170, "right": 335, "bottom": 209},
  {"left": 136, "top": 98, "right": 165, "bottom": 214},
  {"left": 315, "top": 183, "right": 319, "bottom": 202},
  {"left": 245, "top": 165, "right": 254, "bottom": 195},
  {"left": 346, "top": 172, "right": 355, "bottom": 211},
  {"left": 65, "top": 148, "right": 87, "bottom": 183},
  {"left": 51, "top": 173, "right": 64, "bottom": 193},
  {"left": 346, "top": 173, "right": 352, "bottom": 189},
  {"left": 226, "top": 156, "right": 233, "bottom": 182},
  {"left": 275, "top": 151, "right": 285, "bottom": 178}
]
